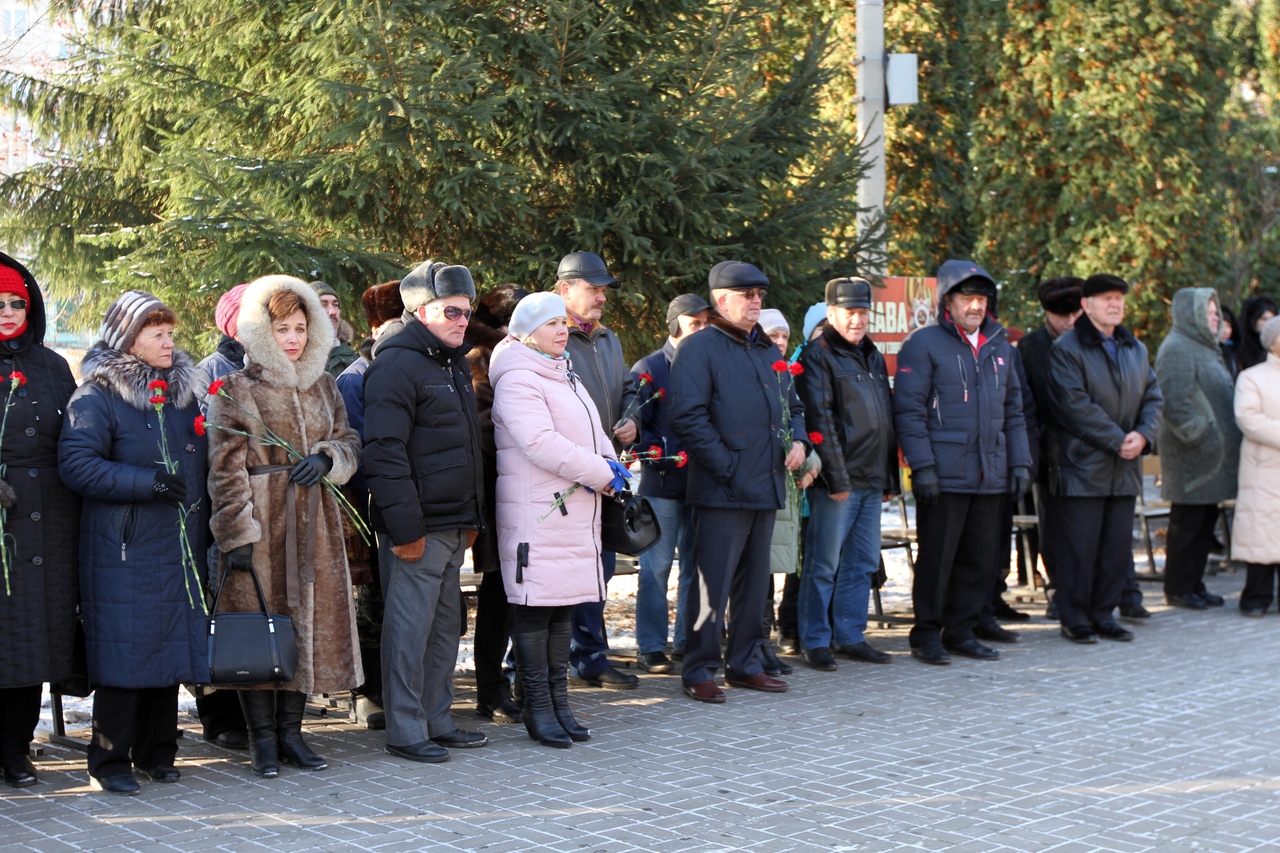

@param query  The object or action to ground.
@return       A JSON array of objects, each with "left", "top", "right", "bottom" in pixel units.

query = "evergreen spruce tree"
[{"left": 1, "top": 0, "right": 878, "bottom": 353}]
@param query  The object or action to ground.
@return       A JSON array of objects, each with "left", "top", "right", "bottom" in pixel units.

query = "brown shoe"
[
  {"left": 725, "top": 672, "right": 789, "bottom": 693},
  {"left": 683, "top": 680, "right": 726, "bottom": 703}
]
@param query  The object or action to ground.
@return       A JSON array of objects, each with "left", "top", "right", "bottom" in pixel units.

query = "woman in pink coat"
[{"left": 490, "top": 292, "right": 625, "bottom": 748}]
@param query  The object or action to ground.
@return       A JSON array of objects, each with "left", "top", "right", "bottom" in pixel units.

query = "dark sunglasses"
[
  {"left": 0, "top": 299, "right": 27, "bottom": 311},
  {"left": 440, "top": 306, "right": 473, "bottom": 322},
  {"left": 735, "top": 288, "right": 766, "bottom": 301}
]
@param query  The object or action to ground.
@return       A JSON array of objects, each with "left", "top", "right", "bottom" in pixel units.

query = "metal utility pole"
[{"left": 856, "top": 0, "right": 886, "bottom": 277}]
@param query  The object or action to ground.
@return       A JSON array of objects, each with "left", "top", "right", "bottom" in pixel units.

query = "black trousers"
[
  {"left": 0, "top": 684, "right": 42, "bottom": 760},
  {"left": 1241, "top": 564, "right": 1280, "bottom": 611},
  {"left": 512, "top": 604, "right": 571, "bottom": 635},
  {"left": 196, "top": 689, "right": 245, "bottom": 740},
  {"left": 682, "top": 507, "right": 775, "bottom": 686},
  {"left": 356, "top": 548, "right": 385, "bottom": 697},
  {"left": 1163, "top": 503, "right": 1219, "bottom": 597},
  {"left": 88, "top": 685, "right": 180, "bottom": 779},
  {"left": 986, "top": 492, "right": 1017, "bottom": 617},
  {"left": 911, "top": 493, "right": 1002, "bottom": 647},
  {"left": 1052, "top": 496, "right": 1135, "bottom": 627},
  {"left": 474, "top": 569, "right": 514, "bottom": 707},
  {"left": 1037, "top": 488, "right": 1061, "bottom": 588}
]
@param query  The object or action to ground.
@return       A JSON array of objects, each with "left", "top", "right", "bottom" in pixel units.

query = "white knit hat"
[
  {"left": 1261, "top": 314, "right": 1280, "bottom": 355},
  {"left": 510, "top": 292, "right": 568, "bottom": 340},
  {"left": 759, "top": 308, "right": 789, "bottom": 336}
]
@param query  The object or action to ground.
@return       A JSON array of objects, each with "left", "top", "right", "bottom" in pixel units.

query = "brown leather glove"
[
  {"left": 465, "top": 529, "right": 479, "bottom": 549},
  {"left": 391, "top": 536, "right": 426, "bottom": 563}
]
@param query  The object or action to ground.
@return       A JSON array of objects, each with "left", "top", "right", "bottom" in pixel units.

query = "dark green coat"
[{"left": 1155, "top": 288, "right": 1240, "bottom": 505}]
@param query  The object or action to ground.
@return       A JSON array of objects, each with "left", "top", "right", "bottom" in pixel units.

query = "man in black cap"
[
  {"left": 795, "top": 278, "right": 898, "bottom": 671},
  {"left": 669, "top": 260, "right": 809, "bottom": 703},
  {"left": 630, "top": 294, "right": 711, "bottom": 673},
  {"left": 311, "top": 280, "right": 360, "bottom": 377},
  {"left": 1017, "top": 277, "right": 1084, "bottom": 618},
  {"left": 1045, "top": 274, "right": 1163, "bottom": 644},
  {"left": 553, "top": 251, "right": 641, "bottom": 688},
  {"left": 893, "top": 260, "right": 1032, "bottom": 666}
]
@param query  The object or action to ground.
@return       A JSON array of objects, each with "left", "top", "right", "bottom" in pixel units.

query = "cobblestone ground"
[{"left": 3, "top": 570, "right": 1277, "bottom": 852}]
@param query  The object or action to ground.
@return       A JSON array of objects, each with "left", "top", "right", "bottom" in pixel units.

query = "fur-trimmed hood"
[
  {"left": 237, "top": 275, "right": 336, "bottom": 391},
  {"left": 80, "top": 342, "right": 199, "bottom": 411}
]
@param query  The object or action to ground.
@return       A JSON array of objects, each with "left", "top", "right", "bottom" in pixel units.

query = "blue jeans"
[
  {"left": 799, "top": 487, "right": 882, "bottom": 651},
  {"left": 635, "top": 496, "right": 694, "bottom": 654},
  {"left": 569, "top": 551, "right": 616, "bottom": 678}
]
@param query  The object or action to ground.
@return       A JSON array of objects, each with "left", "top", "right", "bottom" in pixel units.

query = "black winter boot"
[
  {"left": 513, "top": 630, "right": 571, "bottom": 748},
  {"left": 238, "top": 691, "right": 280, "bottom": 778},
  {"left": 276, "top": 691, "right": 327, "bottom": 771},
  {"left": 547, "top": 619, "right": 590, "bottom": 742}
]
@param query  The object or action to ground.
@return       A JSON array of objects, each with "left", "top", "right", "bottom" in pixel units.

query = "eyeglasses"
[
  {"left": 734, "top": 289, "right": 765, "bottom": 301},
  {"left": 0, "top": 300, "right": 27, "bottom": 311},
  {"left": 439, "top": 306, "right": 473, "bottom": 322}
]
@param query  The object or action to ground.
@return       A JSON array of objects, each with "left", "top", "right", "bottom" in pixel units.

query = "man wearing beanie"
[
  {"left": 334, "top": 280, "right": 405, "bottom": 731},
  {"left": 630, "top": 293, "right": 711, "bottom": 674},
  {"left": 1046, "top": 274, "right": 1163, "bottom": 645},
  {"left": 796, "top": 277, "right": 898, "bottom": 672},
  {"left": 363, "top": 260, "right": 488, "bottom": 762},
  {"left": 893, "top": 260, "right": 1031, "bottom": 666},
  {"left": 311, "top": 281, "right": 360, "bottom": 377},
  {"left": 552, "top": 251, "right": 641, "bottom": 689},
  {"left": 668, "top": 261, "right": 809, "bottom": 703},
  {"left": 1015, "top": 277, "right": 1084, "bottom": 618}
]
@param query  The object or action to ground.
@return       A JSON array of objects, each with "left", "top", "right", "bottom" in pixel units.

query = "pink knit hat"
[{"left": 215, "top": 283, "right": 249, "bottom": 338}]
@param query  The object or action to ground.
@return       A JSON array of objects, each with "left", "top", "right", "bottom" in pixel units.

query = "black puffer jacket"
[
  {"left": 668, "top": 316, "right": 808, "bottom": 510},
  {"left": 565, "top": 318, "right": 637, "bottom": 450},
  {"left": 797, "top": 326, "right": 898, "bottom": 493},
  {"left": 0, "top": 253, "right": 80, "bottom": 688},
  {"left": 1046, "top": 313, "right": 1163, "bottom": 497},
  {"left": 631, "top": 341, "right": 690, "bottom": 500},
  {"left": 1017, "top": 325, "right": 1056, "bottom": 481},
  {"left": 363, "top": 312, "right": 483, "bottom": 544},
  {"left": 893, "top": 262, "right": 1031, "bottom": 494}
]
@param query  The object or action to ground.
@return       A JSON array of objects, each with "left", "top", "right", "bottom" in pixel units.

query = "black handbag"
[
  {"left": 206, "top": 560, "right": 299, "bottom": 685},
  {"left": 600, "top": 490, "right": 662, "bottom": 557}
]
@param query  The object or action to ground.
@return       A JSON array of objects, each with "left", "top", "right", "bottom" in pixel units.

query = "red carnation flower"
[
  {"left": 772, "top": 360, "right": 788, "bottom": 373},
  {"left": 207, "top": 378, "right": 226, "bottom": 396},
  {"left": 648, "top": 445, "right": 663, "bottom": 459},
  {"left": 149, "top": 395, "right": 166, "bottom": 405},
  {"left": 8, "top": 371, "right": 25, "bottom": 387},
  {"left": 638, "top": 372, "right": 654, "bottom": 386},
  {"left": 676, "top": 451, "right": 689, "bottom": 468},
  {"left": 148, "top": 379, "right": 168, "bottom": 391},
  {"left": 655, "top": 388, "right": 666, "bottom": 400},
  {"left": 808, "top": 431, "right": 824, "bottom": 446},
  {"left": 789, "top": 362, "right": 804, "bottom": 376},
  {"left": 194, "top": 415, "right": 207, "bottom": 437}
]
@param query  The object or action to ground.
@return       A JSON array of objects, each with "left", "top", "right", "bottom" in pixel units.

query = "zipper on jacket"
[
  {"left": 956, "top": 355, "right": 969, "bottom": 404},
  {"left": 932, "top": 392, "right": 942, "bottom": 426}
]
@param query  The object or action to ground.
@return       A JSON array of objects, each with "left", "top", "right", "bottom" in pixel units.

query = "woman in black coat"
[
  {"left": 1238, "top": 295, "right": 1279, "bottom": 374},
  {"left": 58, "top": 291, "right": 209, "bottom": 797},
  {"left": 0, "top": 254, "right": 79, "bottom": 789}
]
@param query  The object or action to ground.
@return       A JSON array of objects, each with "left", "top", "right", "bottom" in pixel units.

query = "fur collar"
[
  {"left": 81, "top": 342, "right": 199, "bottom": 411},
  {"left": 709, "top": 314, "right": 770, "bottom": 348},
  {"left": 1074, "top": 312, "right": 1138, "bottom": 349},
  {"left": 236, "top": 275, "right": 335, "bottom": 391}
]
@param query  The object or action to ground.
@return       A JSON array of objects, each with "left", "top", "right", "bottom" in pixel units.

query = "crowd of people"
[{"left": 0, "top": 248, "right": 1276, "bottom": 796}]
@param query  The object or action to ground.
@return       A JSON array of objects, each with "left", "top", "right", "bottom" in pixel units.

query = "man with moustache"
[{"left": 893, "top": 260, "right": 1032, "bottom": 666}]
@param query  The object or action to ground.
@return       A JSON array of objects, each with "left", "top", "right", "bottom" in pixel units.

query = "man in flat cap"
[
  {"left": 364, "top": 260, "right": 488, "bottom": 762},
  {"left": 893, "top": 259, "right": 1032, "bottom": 666},
  {"left": 795, "top": 277, "right": 898, "bottom": 672},
  {"left": 630, "top": 294, "right": 711, "bottom": 673},
  {"left": 553, "top": 251, "right": 642, "bottom": 689},
  {"left": 668, "top": 260, "right": 809, "bottom": 703},
  {"left": 1045, "top": 274, "right": 1162, "bottom": 644}
]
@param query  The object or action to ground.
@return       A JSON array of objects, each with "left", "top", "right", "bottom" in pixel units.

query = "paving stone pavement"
[{"left": 3, "top": 574, "right": 1279, "bottom": 852}]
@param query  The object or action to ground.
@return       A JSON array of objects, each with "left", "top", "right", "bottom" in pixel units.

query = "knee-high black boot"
[
  {"left": 513, "top": 630, "right": 571, "bottom": 748},
  {"left": 546, "top": 620, "right": 590, "bottom": 742},
  {"left": 277, "top": 690, "right": 327, "bottom": 771},
  {"left": 238, "top": 691, "right": 280, "bottom": 778}
]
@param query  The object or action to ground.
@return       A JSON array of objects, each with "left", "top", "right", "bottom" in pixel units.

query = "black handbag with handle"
[
  {"left": 600, "top": 490, "right": 662, "bottom": 557},
  {"left": 206, "top": 558, "right": 298, "bottom": 685}
]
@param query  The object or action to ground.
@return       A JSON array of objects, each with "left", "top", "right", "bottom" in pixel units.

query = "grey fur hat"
[{"left": 400, "top": 260, "right": 476, "bottom": 312}]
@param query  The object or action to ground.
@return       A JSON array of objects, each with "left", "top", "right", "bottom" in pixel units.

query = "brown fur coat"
[{"left": 207, "top": 275, "right": 363, "bottom": 694}]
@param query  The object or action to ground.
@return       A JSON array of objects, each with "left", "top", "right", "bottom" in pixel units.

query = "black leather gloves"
[
  {"left": 1009, "top": 466, "right": 1033, "bottom": 501},
  {"left": 911, "top": 467, "right": 940, "bottom": 507},
  {"left": 289, "top": 452, "right": 333, "bottom": 487},
  {"left": 152, "top": 471, "right": 187, "bottom": 505},
  {"left": 224, "top": 544, "right": 254, "bottom": 573}
]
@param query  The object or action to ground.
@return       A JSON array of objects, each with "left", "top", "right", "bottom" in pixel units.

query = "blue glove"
[{"left": 606, "top": 458, "right": 633, "bottom": 493}]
